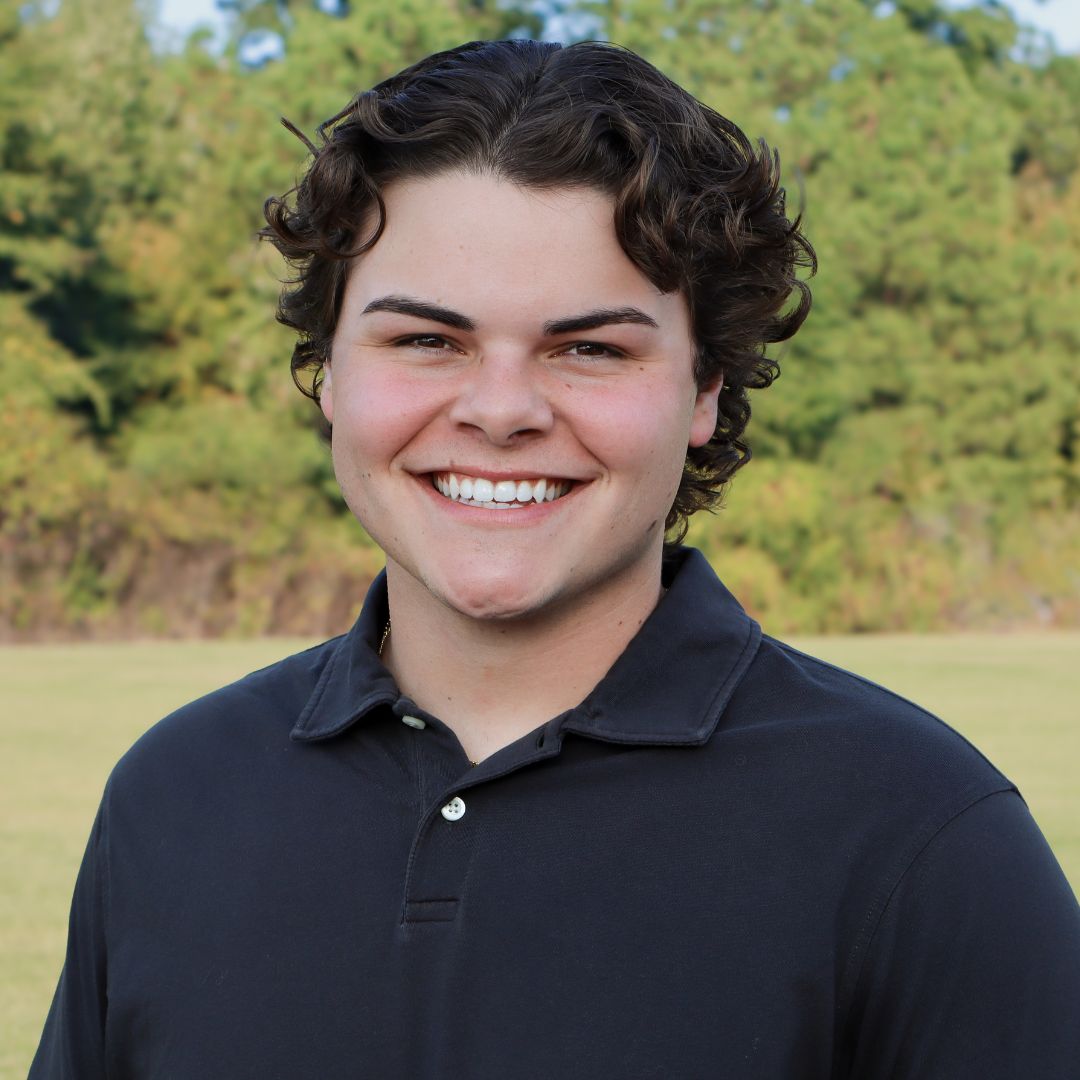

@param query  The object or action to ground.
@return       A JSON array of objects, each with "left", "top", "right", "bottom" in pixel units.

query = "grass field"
[{"left": 2, "top": 633, "right": 1078, "bottom": 1075}]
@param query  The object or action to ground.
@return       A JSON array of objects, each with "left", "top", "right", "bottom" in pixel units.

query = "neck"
[{"left": 380, "top": 561, "right": 665, "bottom": 764}]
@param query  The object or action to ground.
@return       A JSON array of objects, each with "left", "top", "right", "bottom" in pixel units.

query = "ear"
[
  {"left": 688, "top": 373, "right": 723, "bottom": 448},
  {"left": 319, "top": 361, "right": 334, "bottom": 425}
]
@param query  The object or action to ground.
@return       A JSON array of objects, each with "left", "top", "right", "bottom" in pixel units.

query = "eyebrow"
[
  {"left": 543, "top": 307, "right": 659, "bottom": 336},
  {"left": 361, "top": 296, "right": 474, "bottom": 331},
  {"left": 361, "top": 295, "right": 659, "bottom": 337}
]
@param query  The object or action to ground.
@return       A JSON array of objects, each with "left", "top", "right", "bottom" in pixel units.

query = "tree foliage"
[{"left": 1, "top": 0, "right": 1077, "bottom": 637}]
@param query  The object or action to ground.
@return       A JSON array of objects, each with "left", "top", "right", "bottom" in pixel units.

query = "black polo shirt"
[{"left": 32, "top": 548, "right": 1080, "bottom": 1078}]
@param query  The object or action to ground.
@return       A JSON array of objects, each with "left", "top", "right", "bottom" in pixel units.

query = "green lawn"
[{"left": 2, "top": 633, "right": 1078, "bottom": 1076}]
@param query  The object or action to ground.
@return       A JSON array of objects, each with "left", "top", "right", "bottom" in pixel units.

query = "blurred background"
[
  {"left": 2, "top": 0, "right": 1078, "bottom": 641},
  {"left": 2, "top": 2, "right": 1079, "bottom": 1071}
]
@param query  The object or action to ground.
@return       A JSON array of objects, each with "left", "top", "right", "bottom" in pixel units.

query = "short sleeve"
[
  {"left": 29, "top": 798, "right": 109, "bottom": 1080},
  {"left": 846, "top": 789, "right": 1080, "bottom": 1079}
]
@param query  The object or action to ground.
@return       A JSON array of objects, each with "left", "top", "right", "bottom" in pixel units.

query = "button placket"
[
  {"left": 397, "top": 714, "right": 563, "bottom": 930},
  {"left": 402, "top": 795, "right": 477, "bottom": 927}
]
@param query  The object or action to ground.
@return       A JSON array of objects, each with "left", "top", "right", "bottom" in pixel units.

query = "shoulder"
[
  {"left": 723, "top": 635, "right": 1060, "bottom": 1026},
  {"left": 732, "top": 632, "right": 1012, "bottom": 807},
  {"left": 105, "top": 635, "right": 344, "bottom": 798},
  {"left": 720, "top": 632, "right": 1018, "bottom": 932},
  {"left": 842, "top": 787, "right": 1080, "bottom": 1074}
]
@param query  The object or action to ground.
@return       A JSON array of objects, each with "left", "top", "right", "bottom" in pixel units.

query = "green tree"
[{"left": 1, "top": 0, "right": 1077, "bottom": 637}]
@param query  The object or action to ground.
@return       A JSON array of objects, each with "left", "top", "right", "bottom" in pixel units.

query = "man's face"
[{"left": 322, "top": 172, "right": 720, "bottom": 623}]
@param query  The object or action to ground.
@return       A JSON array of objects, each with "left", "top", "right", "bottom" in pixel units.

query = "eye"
[
  {"left": 395, "top": 334, "right": 456, "bottom": 354},
  {"left": 561, "top": 341, "right": 626, "bottom": 360}
]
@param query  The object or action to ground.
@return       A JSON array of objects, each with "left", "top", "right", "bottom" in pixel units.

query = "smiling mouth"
[{"left": 429, "top": 471, "right": 575, "bottom": 510}]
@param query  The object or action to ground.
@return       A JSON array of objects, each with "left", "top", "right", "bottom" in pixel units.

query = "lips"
[{"left": 429, "top": 471, "right": 574, "bottom": 509}]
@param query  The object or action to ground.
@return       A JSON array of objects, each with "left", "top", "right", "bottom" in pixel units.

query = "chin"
[{"left": 434, "top": 571, "right": 558, "bottom": 623}]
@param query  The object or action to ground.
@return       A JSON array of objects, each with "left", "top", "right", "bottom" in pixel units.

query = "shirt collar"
[
  {"left": 291, "top": 547, "right": 761, "bottom": 747},
  {"left": 563, "top": 547, "right": 761, "bottom": 746},
  {"left": 290, "top": 573, "right": 398, "bottom": 742}
]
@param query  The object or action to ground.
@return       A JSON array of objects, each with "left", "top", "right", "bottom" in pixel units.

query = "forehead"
[{"left": 342, "top": 171, "right": 683, "bottom": 328}]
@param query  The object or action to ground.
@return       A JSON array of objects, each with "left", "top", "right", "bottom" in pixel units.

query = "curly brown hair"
[{"left": 261, "top": 38, "right": 815, "bottom": 542}]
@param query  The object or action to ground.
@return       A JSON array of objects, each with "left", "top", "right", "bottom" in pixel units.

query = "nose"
[{"left": 447, "top": 352, "right": 554, "bottom": 446}]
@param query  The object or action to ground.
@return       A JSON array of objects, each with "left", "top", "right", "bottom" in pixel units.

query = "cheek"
[
  {"left": 331, "top": 368, "right": 444, "bottom": 463},
  {"left": 577, "top": 383, "right": 693, "bottom": 477}
]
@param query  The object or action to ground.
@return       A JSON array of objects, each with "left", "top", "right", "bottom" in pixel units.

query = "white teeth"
[{"left": 430, "top": 472, "right": 572, "bottom": 508}]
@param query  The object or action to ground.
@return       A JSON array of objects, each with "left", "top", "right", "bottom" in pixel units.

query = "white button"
[
  {"left": 401, "top": 715, "right": 427, "bottom": 730},
  {"left": 440, "top": 797, "right": 466, "bottom": 822}
]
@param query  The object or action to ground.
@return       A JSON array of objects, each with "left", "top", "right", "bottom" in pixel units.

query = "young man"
[{"left": 33, "top": 40, "right": 1080, "bottom": 1078}]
